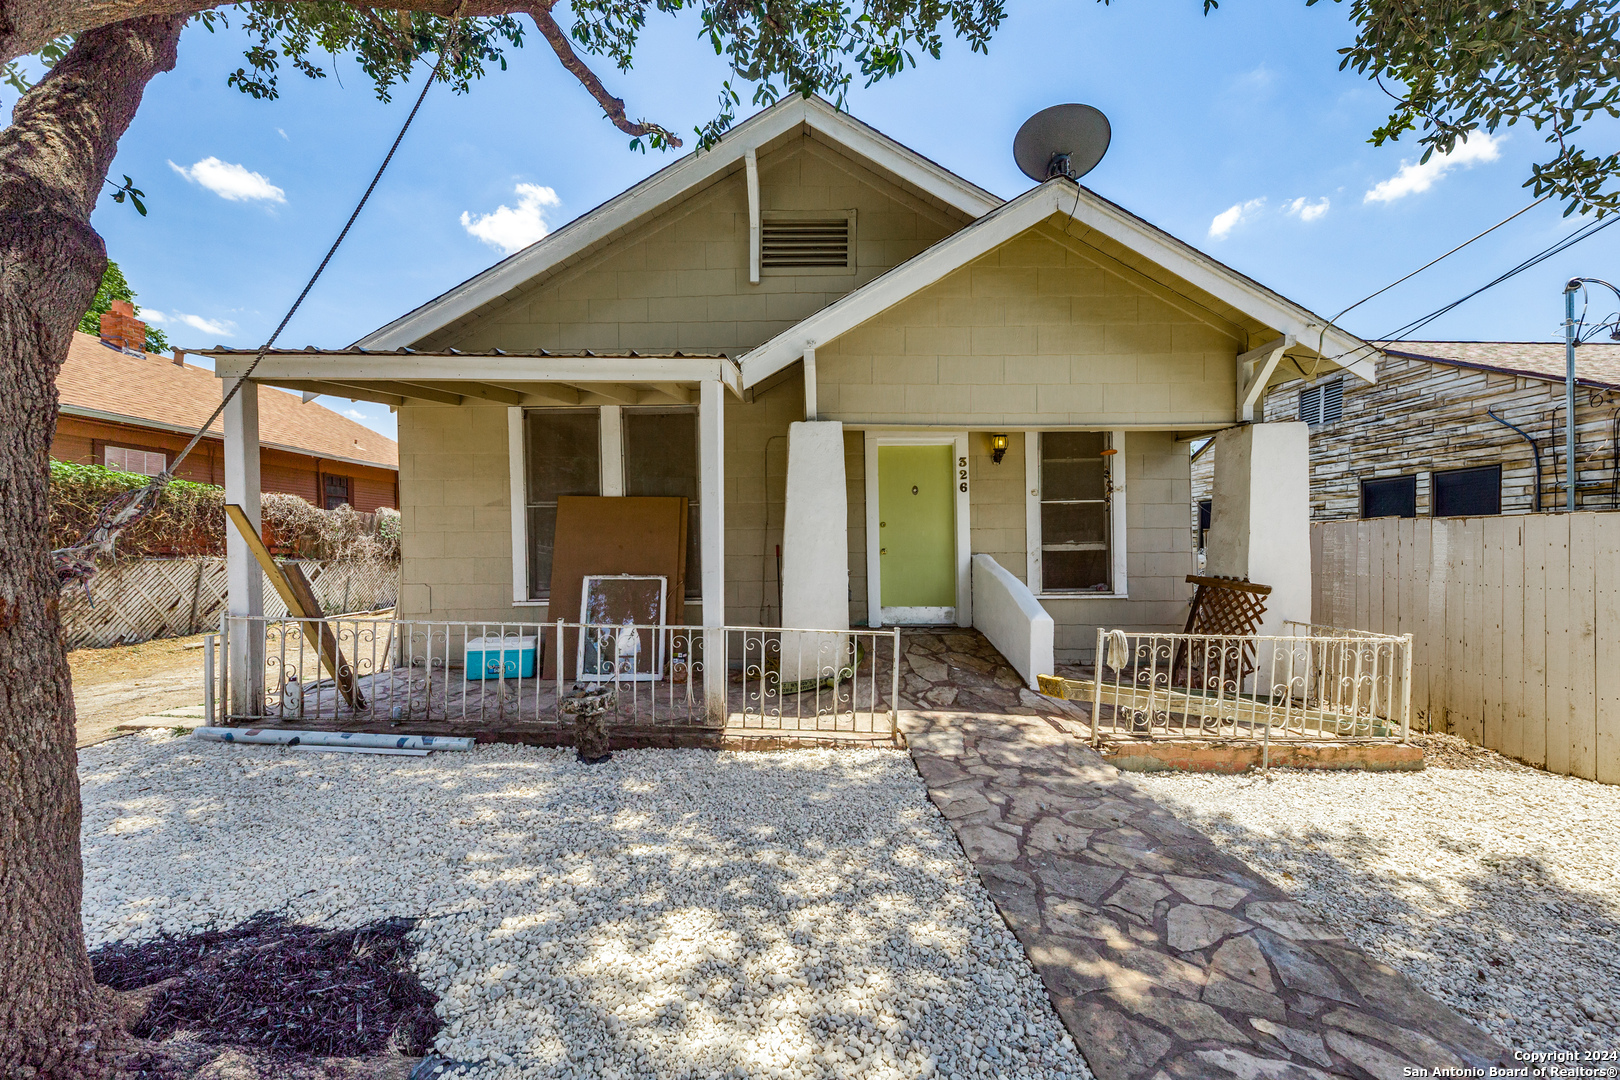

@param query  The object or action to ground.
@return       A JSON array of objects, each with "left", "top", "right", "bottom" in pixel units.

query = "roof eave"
[{"left": 354, "top": 96, "right": 1002, "bottom": 352}]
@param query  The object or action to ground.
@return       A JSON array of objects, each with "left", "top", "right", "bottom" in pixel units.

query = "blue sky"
[{"left": 16, "top": 0, "right": 1620, "bottom": 439}]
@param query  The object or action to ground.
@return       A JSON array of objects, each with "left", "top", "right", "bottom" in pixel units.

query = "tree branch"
[{"left": 524, "top": 3, "right": 681, "bottom": 146}]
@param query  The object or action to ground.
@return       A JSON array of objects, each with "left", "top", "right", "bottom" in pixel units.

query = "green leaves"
[
  {"left": 1331, "top": 0, "right": 1620, "bottom": 217},
  {"left": 106, "top": 175, "right": 147, "bottom": 216}
]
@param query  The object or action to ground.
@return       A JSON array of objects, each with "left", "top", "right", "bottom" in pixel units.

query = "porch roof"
[{"left": 199, "top": 347, "right": 743, "bottom": 408}]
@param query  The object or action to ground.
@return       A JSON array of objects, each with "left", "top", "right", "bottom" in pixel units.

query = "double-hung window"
[
  {"left": 1036, "top": 431, "right": 1113, "bottom": 593},
  {"left": 520, "top": 406, "right": 700, "bottom": 602},
  {"left": 523, "top": 410, "right": 601, "bottom": 598}
]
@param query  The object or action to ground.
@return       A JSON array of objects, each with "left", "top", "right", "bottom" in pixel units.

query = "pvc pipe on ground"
[
  {"left": 192, "top": 728, "right": 476, "bottom": 751},
  {"left": 288, "top": 745, "right": 430, "bottom": 757}
]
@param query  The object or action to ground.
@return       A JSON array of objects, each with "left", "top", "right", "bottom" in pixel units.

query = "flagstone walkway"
[{"left": 897, "top": 631, "right": 1509, "bottom": 1080}]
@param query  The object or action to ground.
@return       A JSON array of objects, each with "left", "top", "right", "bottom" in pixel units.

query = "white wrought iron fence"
[
  {"left": 1082, "top": 623, "right": 1412, "bottom": 746},
  {"left": 208, "top": 615, "right": 900, "bottom": 742}
]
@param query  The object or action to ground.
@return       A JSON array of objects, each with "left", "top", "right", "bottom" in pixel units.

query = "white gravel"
[
  {"left": 79, "top": 732, "right": 1092, "bottom": 1080},
  {"left": 1129, "top": 761, "right": 1620, "bottom": 1054}
]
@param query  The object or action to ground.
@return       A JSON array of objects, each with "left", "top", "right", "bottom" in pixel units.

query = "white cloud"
[
  {"left": 342, "top": 407, "right": 367, "bottom": 421},
  {"left": 1364, "top": 134, "right": 1502, "bottom": 204},
  {"left": 143, "top": 309, "right": 236, "bottom": 338},
  {"left": 168, "top": 157, "right": 286, "bottom": 203},
  {"left": 460, "top": 183, "right": 561, "bottom": 254},
  {"left": 1284, "top": 196, "right": 1331, "bottom": 222},
  {"left": 276, "top": 128, "right": 289, "bottom": 140},
  {"left": 1208, "top": 198, "right": 1266, "bottom": 240}
]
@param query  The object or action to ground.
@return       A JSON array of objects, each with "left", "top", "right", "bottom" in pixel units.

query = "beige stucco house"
[{"left": 210, "top": 96, "right": 1377, "bottom": 716}]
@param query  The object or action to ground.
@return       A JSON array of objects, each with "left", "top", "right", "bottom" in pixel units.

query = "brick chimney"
[{"left": 99, "top": 299, "right": 146, "bottom": 354}]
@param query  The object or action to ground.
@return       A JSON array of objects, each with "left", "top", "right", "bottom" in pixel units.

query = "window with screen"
[
  {"left": 524, "top": 410, "right": 601, "bottom": 598},
  {"left": 1361, "top": 475, "right": 1417, "bottom": 519},
  {"left": 1040, "top": 431, "right": 1111, "bottom": 592},
  {"left": 622, "top": 408, "right": 701, "bottom": 599},
  {"left": 323, "top": 474, "right": 352, "bottom": 510},
  {"left": 104, "top": 446, "right": 166, "bottom": 477},
  {"left": 1298, "top": 377, "right": 1344, "bottom": 426},
  {"left": 1197, "top": 499, "right": 1212, "bottom": 550},
  {"left": 1433, "top": 464, "right": 1501, "bottom": 517}
]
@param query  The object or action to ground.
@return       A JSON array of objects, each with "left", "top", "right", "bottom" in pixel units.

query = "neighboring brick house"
[
  {"left": 54, "top": 321, "right": 399, "bottom": 511},
  {"left": 1192, "top": 340, "right": 1620, "bottom": 550}
]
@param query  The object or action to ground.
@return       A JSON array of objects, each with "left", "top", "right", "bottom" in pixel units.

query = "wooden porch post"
[
  {"left": 700, "top": 378, "right": 727, "bottom": 721},
  {"left": 224, "top": 381, "right": 265, "bottom": 716}
]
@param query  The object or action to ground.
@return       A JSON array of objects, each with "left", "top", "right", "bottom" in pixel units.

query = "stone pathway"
[{"left": 896, "top": 631, "right": 1510, "bottom": 1080}]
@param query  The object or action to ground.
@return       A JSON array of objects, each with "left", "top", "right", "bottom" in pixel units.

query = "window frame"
[
  {"left": 620, "top": 405, "right": 702, "bottom": 601},
  {"left": 509, "top": 405, "right": 702, "bottom": 606},
  {"left": 1360, "top": 474, "right": 1418, "bottom": 520},
  {"left": 1431, "top": 463, "right": 1502, "bottom": 518},
  {"left": 102, "top": 444, "right": 168, "bottom": 477},
  {"left": 1025, "top": 429, "right": 1128, "bottom": 600}
]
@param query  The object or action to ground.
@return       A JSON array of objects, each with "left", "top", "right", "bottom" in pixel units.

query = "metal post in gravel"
[
  {"left": 890, "top": 627, "right": 901, "bottom": 741},
  {"left": 1091, "top": 628, "right": 1105, "bottom": 748},
  {"left": 555, "top": 619, "right": 565, "bottom": 723},
  {"left": 1401, "top": 632, "right": 1414, "bottom": 742}
]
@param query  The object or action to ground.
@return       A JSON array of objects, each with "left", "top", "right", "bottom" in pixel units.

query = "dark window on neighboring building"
[
  {"left": 622, "top": 408, "right": 701, "bottom": 600},
  {"left": 1361, "top": 475, "right": 1417, "bottom": 519},
  {"left": 1433, "top": 464, "right": 1502, "bottom": 517},
  {"left": 1298, "top": 377, "right": 1344, "bottom": 426},
  {"left": 323, "top": 473, "right": 351, "bottom": 510},
  {"left": 524, "top": 409, "right": 601, "bottom": 598},
  {"left": 1197, "top": 499, "right": 1212, "bottom": 549}
]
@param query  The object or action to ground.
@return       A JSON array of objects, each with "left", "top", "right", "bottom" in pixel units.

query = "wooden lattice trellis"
[
  {"left": 1176, "top": 574, "right": 1272, "bottom": 689},
  {"left": 59, "top": 557, "right": 400, "bottom": 649}
]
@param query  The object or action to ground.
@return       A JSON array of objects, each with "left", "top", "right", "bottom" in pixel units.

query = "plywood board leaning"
[{"left": 546, "top": 496, "right": 687, "bottom": 680}]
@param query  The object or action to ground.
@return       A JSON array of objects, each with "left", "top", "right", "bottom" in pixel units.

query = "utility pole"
[{"left": 1565, "top": 279, "right": 1579, "bottom": 513}]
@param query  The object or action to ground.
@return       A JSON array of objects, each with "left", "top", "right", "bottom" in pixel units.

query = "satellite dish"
[{"left": 1013, "top": 104, "right": 1111, "bottom": 183}]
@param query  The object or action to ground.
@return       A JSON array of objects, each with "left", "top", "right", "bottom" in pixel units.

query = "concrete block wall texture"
[
  {"left": 813, "top": 221, "right": 1243, "bottom": 429},
  {"left": 418, "top": 137, "right": 969, "bottom": 356}
]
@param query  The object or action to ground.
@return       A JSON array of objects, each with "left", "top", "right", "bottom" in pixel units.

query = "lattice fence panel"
[{"left": 61, "top": 558, "right": 399, "bottom": 649}]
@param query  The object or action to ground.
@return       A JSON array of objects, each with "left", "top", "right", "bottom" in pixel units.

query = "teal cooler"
[{"left": 464, "top": 635, "right": 538, "bottom": 680}]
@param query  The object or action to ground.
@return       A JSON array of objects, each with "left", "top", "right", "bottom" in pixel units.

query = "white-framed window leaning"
[
  {"left": 1024, "top": 430, "right": 1127, "bottom": 598},
  {"left": 509, "top": 405, "right": 701, "bottom": 604}
]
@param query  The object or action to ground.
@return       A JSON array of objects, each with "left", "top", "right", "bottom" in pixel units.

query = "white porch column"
[
  {"left": 1204, "top": 422, "right": 1311, "bottom": 635},
  {"left": 699, "top": 379, "right": 727, "bottom": 720},
  {"left": 224, "top": 381, "right": 265, "bottom": 716},
  {"left": 780, "top": 421, "right": 849, "bottom": 684}
]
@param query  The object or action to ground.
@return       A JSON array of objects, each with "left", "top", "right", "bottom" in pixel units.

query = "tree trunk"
[{"left": 0, "top": 15, "right": 184, "bottom": 1078}]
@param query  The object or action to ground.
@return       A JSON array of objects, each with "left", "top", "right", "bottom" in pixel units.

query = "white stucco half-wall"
[
  {"left": 1204, "top": 422, "right": 1311, "bottom": 635},
  {"left": 971, "top": 554, "right": 1054, "bottom": 688},
  {"left": 781, "top": 421, "right": 850, "bottom": 682}
]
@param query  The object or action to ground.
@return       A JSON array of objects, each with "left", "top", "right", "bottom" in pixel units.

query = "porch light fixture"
[{"left": 990, "top": 433, "right": 1009, "bottom": 464}]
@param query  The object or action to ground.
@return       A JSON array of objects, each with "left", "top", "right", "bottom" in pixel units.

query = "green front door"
[{"left": 877, "top": 444, "right": 957, "bottom": 615}]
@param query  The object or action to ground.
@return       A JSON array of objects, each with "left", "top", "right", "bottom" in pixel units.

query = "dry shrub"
[{"left": 49, "top": 461, "right": 400, "bottom": 563}]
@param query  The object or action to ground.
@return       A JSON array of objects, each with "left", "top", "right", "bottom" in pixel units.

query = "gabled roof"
[
  {"left": 739, "top": 180, "right": 1378, "bottom": 387},
  {"left": 59, "top": 332, "right": 399, "bottom": 470},
  {"left": 1381, "top": 340, "right": 1620, "bottom": 390},
  {"left": 356, "top": 95, "right": 1002, "bottom": 351}
]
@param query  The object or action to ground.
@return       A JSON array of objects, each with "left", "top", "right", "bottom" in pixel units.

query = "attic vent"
[
  {"left": 1299, "top": 377, "right": 1344, "bottom": 426},
  {"left": 761, "top": 212, "right": 854, "bottom": 272}
]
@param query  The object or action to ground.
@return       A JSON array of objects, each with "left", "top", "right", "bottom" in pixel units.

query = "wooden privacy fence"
[
  {"left": 61, "top": 557, "right": 400, "bottom": 650},
  {"left": 1311, "top": 513, "right": 1620, "bottom": 784}
]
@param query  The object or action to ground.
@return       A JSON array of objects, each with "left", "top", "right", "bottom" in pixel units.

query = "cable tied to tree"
[{"left": 51, "top": 44, "right": 449, "bottom": 595}]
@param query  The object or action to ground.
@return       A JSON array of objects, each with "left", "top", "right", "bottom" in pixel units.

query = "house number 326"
[{"left": 958, "top": 456, "right": 968, "bottom": 492}]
